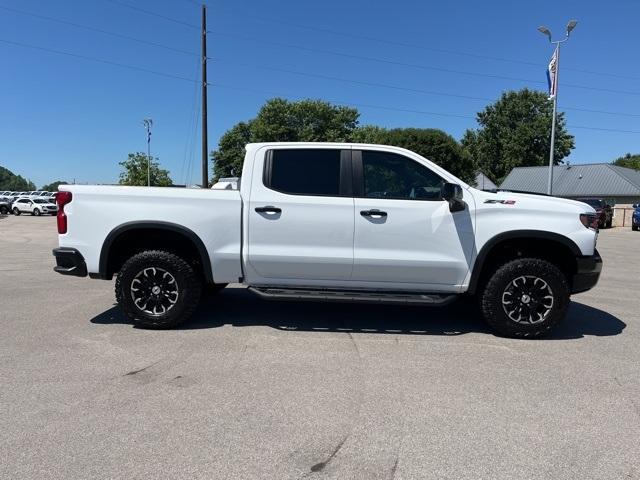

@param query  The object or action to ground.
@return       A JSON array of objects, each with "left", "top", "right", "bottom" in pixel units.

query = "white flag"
[{"left": 547, "top": 47, "right": 558, "bottom": 99}]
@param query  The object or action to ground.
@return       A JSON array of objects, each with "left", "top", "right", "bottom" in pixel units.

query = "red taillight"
[{"left": 56, "top": 191, "right": 72, "bottom": 234}]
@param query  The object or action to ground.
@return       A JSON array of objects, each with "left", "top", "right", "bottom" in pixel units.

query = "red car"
[{"left": 577, "top": 198, "right": 613, "bottom": 229}]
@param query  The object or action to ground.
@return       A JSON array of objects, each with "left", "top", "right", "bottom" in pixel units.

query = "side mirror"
[{"left": 441, "top": 182, "right": 465, "bottom": 212}]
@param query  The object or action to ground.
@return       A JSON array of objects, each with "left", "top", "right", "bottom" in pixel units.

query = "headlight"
[{"left": 580, "top": 213, "right": 599, "bottom": 230}]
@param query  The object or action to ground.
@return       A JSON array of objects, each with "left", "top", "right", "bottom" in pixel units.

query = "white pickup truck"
[{"left": 53, "top": 142, "right": 602, "bottom": 337}]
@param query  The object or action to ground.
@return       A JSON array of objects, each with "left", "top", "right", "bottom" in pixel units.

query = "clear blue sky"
[{"left": 1, "top": 0, "right": 639, "bottom": 188}]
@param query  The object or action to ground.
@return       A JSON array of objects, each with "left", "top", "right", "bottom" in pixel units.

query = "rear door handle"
[
  {"left": 360, "top": 209, "right": 387, "bottom": 218},
  {"left": 255, "top": 206, "right": 282, "bottom": 214}
]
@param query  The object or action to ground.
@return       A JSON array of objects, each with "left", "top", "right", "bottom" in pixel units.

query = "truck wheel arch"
[
  {"left": 467, "top": 230, "right": 581, "bottom": 295},
  {"left": 98, "top": 221, "right": 213, "bottom": 282}
]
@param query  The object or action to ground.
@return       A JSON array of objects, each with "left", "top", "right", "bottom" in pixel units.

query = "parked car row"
[
  {"left": 0, "top": 190, "right": 57, "bottom": 203},
  {"left": 0, "top": 191, "right": 58, "bottom": 216}
]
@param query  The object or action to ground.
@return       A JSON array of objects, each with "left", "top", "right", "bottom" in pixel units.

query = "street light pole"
[
  {"left": 547, "top": 43, "right": 559, "bottom": 196},
  {"left": 538, "top": 20, "right": 577, "bottom": 196},
  {"left": 143, "top": 118, "right": 153, "bottom": 187}
]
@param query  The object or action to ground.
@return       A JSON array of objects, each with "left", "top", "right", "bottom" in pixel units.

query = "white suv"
[{"left": 12, "top": 198, "right": 58, "bottom": 216}]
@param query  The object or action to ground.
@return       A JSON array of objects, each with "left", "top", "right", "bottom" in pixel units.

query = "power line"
[
  {"left": 3, "top": 32, "right": 639, "bottom": 133},
  {"left": 180, "top": 56, "right": 201, "bottom": 184},
  {"left": 205, "top": 30, "right": 640, "bottom": 97},
  {"left": 560, "top": 106, "right": 640, "bottom": 118},
  {"left": 4, "top": 0, "right": 639, "bottom": 116},
  {"left": 181, "top": 56, "right": 202, "bottom": 185},
  {"left": 3, "top": 34, "right": 639, "bottom": 121},
  {"left": 218, "top": 58, "right": 640, "bottom": 118},
  {"left": 208, "top": 83, "right": 640, "bottom": 134},
  {"left": 111, "top": 0, "right": 640, "bottom": 94},
  {"left": 0, "top": 38, "right": 199, "bottom": 83},
  {"left": 231, "top": 13, "right": 541, "bottom": 68},
  {"left": 106, "top": 0, "right": 199, "bottom": 29},
  {"left": 206, "top": 30, "right": 546, "bottom": 85},
  {"left": 206, "top": 82, "right": 478, "bottom": 119},
  {"left": 0, "top": 5, "right": 198, "bottom": 57},
  {"left": 201, "top": 3, "right": 640, "bottom": 82},
  {"left": 217, "top": 58, "right": 494, "bottom": 102},
  {"left": 567, "top": 124, "right": 640, "bottom": 134}
]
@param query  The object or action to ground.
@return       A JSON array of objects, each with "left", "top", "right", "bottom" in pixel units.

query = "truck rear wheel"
[
  {"left": 480, "top": 258, "right": 570, "bottom": 338},
  {"left": 115, "top": 250, "right": 202, "bottom": 329}
]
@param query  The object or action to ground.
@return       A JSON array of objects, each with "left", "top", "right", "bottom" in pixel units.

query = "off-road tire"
[
  {"left": 633, "top": 225, "right": 639, "bottom": 231},
  {"left": 12, "top": 207, "right": 20, "bottom": 216},
  {"left": 480, "top": 258, "right": 570, "bottom": 338},
  {"left": 115, "top": 250, "right": 202, "bottom": 329}
]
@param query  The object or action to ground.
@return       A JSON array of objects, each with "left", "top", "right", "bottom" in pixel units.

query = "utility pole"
[
  {"left": 143, "top": 118, "right": 153, "bottom": 187},
  {"left": 201, "top": 4, "right": 209, "bottom": 188},
  {"left": 537, "top": 20, "right": 577, "bottom": 195}
]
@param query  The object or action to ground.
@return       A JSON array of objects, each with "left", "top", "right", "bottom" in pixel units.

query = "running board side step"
[{"left": 248, "top": 287, "right": 457, "bottom": 306}]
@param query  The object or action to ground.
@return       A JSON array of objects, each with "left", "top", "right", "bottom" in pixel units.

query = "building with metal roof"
[
  {"left": 474, "top": 171, "right": 497, "bottom": 191},
  {"left": 500, "top": 163, "right": 640, "bottom": 204}
]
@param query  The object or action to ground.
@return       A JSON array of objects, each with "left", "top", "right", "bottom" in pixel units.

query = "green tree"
[
  {"left": 118, "top": 152, "right": 173, "bottom": 186},
  {"left": 462, "top": 88, "right": 575, "bottom": 184},
  {"left": 613, "top": 153, "right": 640, "bottom": 170},
  {"left": 0, "top": 166, "right": 36, "bottom": 190},
  {"left": 41, "top": 180, "right": 68, "bottom": 191},
  {"left": 352, "top": 126, "right": 475, "bottom": 183},
  {"left": 212, "top": 98, "right": 359, "bottom": 179},
  {"left": 212, "top": 121, "right": 253, "bottom": 179}
]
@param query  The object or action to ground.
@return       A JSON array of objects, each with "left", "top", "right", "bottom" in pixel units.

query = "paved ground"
[{"left": 1, "top": 214, "right": 639, "bottom": 480}]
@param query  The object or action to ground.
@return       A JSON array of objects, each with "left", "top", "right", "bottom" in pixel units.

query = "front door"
[
  {"left": 246, "top": 147, "right": 355, "bottom": 284},
  {"left": 352, "top": 149, "right": 474, "bottom": 289}
]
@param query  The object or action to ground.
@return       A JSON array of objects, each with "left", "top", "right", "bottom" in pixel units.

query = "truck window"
[
  {"left": 361, "top": 150, "right": 443, "bottom": 201},
  {"left": 267, "top": 149, "right": 341, "bottom": 196}
]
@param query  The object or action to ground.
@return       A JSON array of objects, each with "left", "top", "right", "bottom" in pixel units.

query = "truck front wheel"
[
  {"left": 480, "top": 258, "right": 570, "bottom": 338},
  {"left": 115, "top": 250, "right": 202, "bottom": 329}
]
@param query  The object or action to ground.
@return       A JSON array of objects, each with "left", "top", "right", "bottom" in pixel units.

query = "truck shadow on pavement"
[{"left": 91, "top": 287, "right": 625, "bottom": 340}]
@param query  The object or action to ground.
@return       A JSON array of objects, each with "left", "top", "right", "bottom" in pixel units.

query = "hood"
[{"left": 469, "top": 187, "right": 596, "bottom": 214}]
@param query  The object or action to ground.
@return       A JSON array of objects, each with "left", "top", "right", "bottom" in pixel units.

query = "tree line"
[
  {"left": 0, "top": 166, "right": 36, "bottom": 191},
  {"left": 0, "top": 167, "right": 69, "bottom": 192},
  {"left": 5, "top": 88, "right": 638, "bottom": 190},
  {"left": 211, "top": 88, "right": 577, "bottom": 186}
]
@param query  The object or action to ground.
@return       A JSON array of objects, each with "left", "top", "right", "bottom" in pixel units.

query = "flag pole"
[
  {"left": 538, "top": 20, "right": 577, "bottom": 196},
  {"left": 547, "top": 44, "right": 559, "bottom": 196}
]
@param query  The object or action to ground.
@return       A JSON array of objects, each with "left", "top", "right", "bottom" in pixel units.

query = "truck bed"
[{"left": 58, "top": 185, "right": 242, "bottom": 283}]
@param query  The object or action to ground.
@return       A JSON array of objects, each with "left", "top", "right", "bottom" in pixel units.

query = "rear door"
[
  {"left": 17, "top": 199, "right": 31, "bottom": 212},
  {"left": 246, "top": 147, "right": 355, "bottom": 283},
  {"left": 352, "top": 148, "right": 474, "bottom": 289}
]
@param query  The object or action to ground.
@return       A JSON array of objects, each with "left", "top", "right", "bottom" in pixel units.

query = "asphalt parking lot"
[{"left": 1, "top": 214, "right": 639, "bottom": 480}]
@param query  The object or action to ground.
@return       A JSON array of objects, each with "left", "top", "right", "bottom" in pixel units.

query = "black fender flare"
[
  {"left": 98, "top": 221, "right": 213, "bottom": 282},
  {"left": 467, "top": 230, "right": 581, "bottom": 294}
]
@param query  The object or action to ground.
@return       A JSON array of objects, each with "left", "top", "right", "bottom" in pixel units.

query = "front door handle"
[
  {"left": 360, "top": 209, "right": 387, "bottom": 218},
  {"left": 255, "top": 206, "right": 282, "bottom": 214}
]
